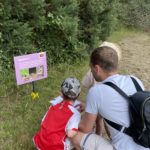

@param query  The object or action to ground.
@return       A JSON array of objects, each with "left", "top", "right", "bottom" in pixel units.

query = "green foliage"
[
  {"left": 35, "top": 0, "right": 84, "bottom": 64},
  {"left": 79, "top": 0, "right": 120, "bottom": 52},
  {"left": 0, "top": 0, "right": 121, "bottom": 69},
  {"left": 0, "top": 0, "right": 45, "bottom": 69},
  {"left": 1, "top": 0, "right": 150, "bottom": 70},
  {"left": 120, "top": 0, "right": 150, "bottom": 31}
]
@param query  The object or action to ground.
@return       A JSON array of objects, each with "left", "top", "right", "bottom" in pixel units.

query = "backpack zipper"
[
  {"left": 138, "top": 97, "right": 150, "bottom": 140},
  {"left": 141, "top": 97, "right": 150, "bottom": 130}
]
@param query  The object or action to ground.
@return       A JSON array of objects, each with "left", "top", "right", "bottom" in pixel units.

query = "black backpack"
[{"left": 104, "top": 77, "right": 150, "bottom": 148}]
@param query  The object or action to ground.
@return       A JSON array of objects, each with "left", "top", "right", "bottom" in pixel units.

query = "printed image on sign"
[{"left": 14, "top": 52, "right": 47, "bottom": 85}]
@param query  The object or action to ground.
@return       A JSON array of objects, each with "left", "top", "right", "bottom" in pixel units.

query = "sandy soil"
[{"left": 118, "top": 33, "right": 150, "bottom": 90}]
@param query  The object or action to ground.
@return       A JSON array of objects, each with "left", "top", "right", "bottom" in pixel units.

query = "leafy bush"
[
  {"left": 78, "top": 0, "right": 120, "bottom": 52},
  {"left": 34, "top": 0, "right": 85, "bottom": 64},
  {"left": 0, "top": 0, "right": 121, "bottom": 69},
  {"left": 120, "top": 0, "right": 150, "bottom": 31},
  {"left": 0, "top": 0, "right": 43, "bottom": 69}
]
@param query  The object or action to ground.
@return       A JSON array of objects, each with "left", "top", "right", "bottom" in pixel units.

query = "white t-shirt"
[{"left": 86, "top": 74, "right": 149, "bottom": 150}]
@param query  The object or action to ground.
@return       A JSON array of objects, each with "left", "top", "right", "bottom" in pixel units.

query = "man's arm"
[{"left": 79, "top": 112, "right": 97, "bottom": 133}]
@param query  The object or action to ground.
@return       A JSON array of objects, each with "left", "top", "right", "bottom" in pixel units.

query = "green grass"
[
  {"left": 107, "top": 26, "right": 142, "bottom": 42},
  {"left": 0, "top": 60, "right": 89, "bottom": 150}
]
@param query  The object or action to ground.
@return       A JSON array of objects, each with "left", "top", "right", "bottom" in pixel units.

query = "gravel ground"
[{"left": 118, "top": 33, "right": 150, "bottom": 90}]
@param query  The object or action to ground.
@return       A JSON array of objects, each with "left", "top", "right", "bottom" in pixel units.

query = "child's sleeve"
[
  {"left": 50, "top": 96, "right": 63, "bottom": 105},
  {"left": 65, "top": 109, "right": 81, "bottom": 132}
]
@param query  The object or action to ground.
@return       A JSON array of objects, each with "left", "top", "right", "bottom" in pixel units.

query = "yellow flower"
[{"left": 31, "top": 92, "right": 39, "bottom": 100}]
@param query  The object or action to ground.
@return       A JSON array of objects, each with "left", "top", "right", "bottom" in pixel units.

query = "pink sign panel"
[{"left": 14, "top": 52, "right": 47, "bottom": 85}]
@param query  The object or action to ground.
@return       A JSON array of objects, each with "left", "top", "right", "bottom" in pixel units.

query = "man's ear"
[
  {"left": 94, "top": 65, "right": 101, "bottom": 73},
  {"left": 95, "top": 65, "right": 104, "bottom": 77}
]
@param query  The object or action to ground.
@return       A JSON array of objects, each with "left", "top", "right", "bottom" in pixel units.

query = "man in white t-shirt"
[{"left": 70, "top": 46, "right": 149, "bottom": 150}]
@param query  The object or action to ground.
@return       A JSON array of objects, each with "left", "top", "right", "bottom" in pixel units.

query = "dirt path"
[{"left": 117, "top": 33, "right": 150, "bottom": 90}]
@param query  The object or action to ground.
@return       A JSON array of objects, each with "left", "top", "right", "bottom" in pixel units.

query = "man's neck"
[{"left": 102, "top": 71, "right": 118, "bottom": 81}]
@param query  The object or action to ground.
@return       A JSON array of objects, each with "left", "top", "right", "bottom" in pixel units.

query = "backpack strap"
[
  {"left": 130, "top": 77, "right": 143, "bottom": 91},
  {"left": 104, "top": 118, "right": 129, "bottom": 133},
  {"left": 103, "top": 79, "right": 143, "bottom": 135},
  {"left": 103, "top": 82, "right": 130, "bottom": 134},
  {"left": 104, "top": 82, "right": 129, "bottom": 99}
]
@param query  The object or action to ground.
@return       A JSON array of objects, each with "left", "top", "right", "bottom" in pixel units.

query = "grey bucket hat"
[{"left": 61, "top": 77, "right": 81, "bottom": 99}]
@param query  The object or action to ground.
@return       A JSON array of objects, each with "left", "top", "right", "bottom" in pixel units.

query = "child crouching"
[{"left": 33, "top": 77, "right": 81, "bottom": 150}]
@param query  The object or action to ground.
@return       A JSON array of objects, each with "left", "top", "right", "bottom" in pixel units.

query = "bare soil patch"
[{"left": 118, "top": 33, "right": 150, "bottom": 90}]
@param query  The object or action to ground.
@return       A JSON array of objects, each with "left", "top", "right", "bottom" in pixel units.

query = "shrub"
[
  {"left": 78, "top": 0, "right": 120, "bottom": 52},
  {"left": 0, "top": 0, "right": 121, "bottom": 69},
  {"left": 120, "top": 0, "right": 150, "bottom": 31}
]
